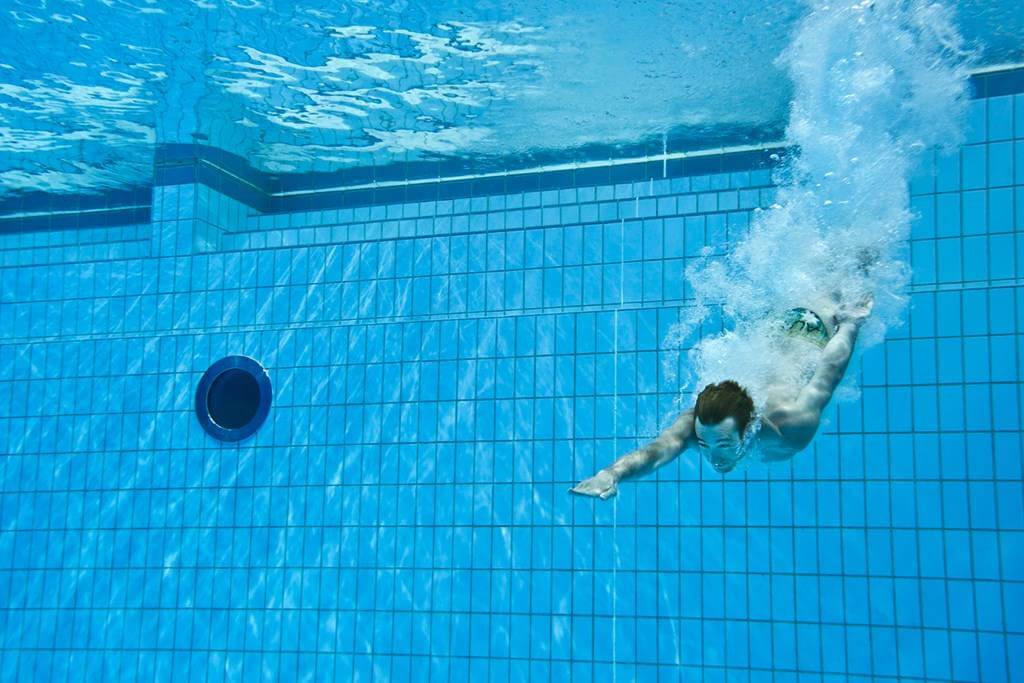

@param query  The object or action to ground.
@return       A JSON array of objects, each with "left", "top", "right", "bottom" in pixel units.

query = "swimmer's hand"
[
  {"left": 569, "top": 469, "right": 618, "bottom": 500},
  {"left": 835, "top": 294, "right": 874, "bottom": 327}
]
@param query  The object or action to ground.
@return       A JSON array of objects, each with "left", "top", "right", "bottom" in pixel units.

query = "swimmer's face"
[{"left": 694, "top": 416, "right": 745, "bottom": 473}]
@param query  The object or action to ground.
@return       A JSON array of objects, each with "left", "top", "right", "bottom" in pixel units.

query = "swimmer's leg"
[
  {"left": 796, "top": 248, "right": 879, "bottom": 336},
  {"left": 856, "top": 246, "right": 880, "bottom": 276}
]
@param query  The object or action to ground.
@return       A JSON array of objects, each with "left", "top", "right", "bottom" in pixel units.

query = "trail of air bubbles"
[{"left": 667, "top": 0, "right": 972, "bottom": 411}]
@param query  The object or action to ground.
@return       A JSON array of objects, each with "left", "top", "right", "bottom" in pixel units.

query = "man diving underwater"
[{"left": 571, "top": 296, "right": 874, "bottom": 499}]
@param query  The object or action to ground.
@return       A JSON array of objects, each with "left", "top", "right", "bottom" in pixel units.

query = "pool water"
[{"left": 1, "top": 1, "right": 1023, "bottom": 681}]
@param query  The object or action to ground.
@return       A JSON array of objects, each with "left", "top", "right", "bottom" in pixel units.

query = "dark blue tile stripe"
[
  {"left": 970, "top": 66, "right": 1024, "bottom": 98},
  {"left": 193, "top": 163, "right": 269, "bottom": 214},
  {"left": 261, "top": 148, "right": 784, "bottom": 215},
  {"left": 0, "top": 206, "right": 151, "bottom": 234},
  {"left": 0, "top": 186, "right": 150, "bottom": 218},
  {"left": 156, "top": 143, "right": 265, "bottom": 190}
]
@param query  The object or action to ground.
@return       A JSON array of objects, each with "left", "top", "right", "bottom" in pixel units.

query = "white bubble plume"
[{"left": 667, "top": 0, "right": 973, "bottom": 411}]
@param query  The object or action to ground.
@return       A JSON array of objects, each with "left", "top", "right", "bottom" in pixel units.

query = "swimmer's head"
[{"left": 694, "top": 380, "right": 755, "bottom": 473}]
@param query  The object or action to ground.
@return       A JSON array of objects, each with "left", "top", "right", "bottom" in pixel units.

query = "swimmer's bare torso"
[{"left": 571, "top": 298, "right": 872, "bottom": 499}]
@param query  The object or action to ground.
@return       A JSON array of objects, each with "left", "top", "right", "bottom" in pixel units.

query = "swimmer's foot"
[
  {"left": 856, "top": 246, "right": 880, "bottom": 275},
  {"left": 569, "top": 469, "right": 619, "bottom": 500}
]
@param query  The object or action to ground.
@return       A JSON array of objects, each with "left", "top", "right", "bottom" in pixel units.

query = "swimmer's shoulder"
[{"left": 760, "top": 401, "right": 819, "bottom": 450}]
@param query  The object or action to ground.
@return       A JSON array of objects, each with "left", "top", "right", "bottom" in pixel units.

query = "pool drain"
[{"left": 195, "top": 355, "right": 272, "bottom": 442}]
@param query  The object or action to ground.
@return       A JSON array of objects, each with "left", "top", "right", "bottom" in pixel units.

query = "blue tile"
[
  {"left": 987, "top": 95, "right": 1014, "bottom": 140},
  {"left": 989, "top": 188, "right": 1013, "bottom": 233},
  {"left": 961, "top": 190, "right": 986, "bottom": 234},
  {"left": 935, "top": 150, "right": 961, "bottom": 192},
  {"left": 988, "top": 141, "right": 1013, "bottom": 186},
  {"left": 965, "top": 99, "right": 987, "bottom": 143},
  {"left": 961, "top": 145, "right": 987, "bottom": 190}
]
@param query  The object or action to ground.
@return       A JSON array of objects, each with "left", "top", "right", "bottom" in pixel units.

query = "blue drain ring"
[{"left": 195, "top": 355, "right": 272, "bottom": 442}]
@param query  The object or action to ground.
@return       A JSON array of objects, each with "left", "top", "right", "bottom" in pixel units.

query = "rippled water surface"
[{"left": 1, "top": 0, "right": 1022, "bottom": 194}]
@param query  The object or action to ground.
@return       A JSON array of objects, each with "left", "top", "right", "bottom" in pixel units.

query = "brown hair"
[{"left": 694, "top": 380, "right": 755, "bottom": 434}]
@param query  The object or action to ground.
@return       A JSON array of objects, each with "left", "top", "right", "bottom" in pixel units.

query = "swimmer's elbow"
[
  {"left": 646, "top": 416, "right": 692, "bottom": 465},
  {"left": 796, "top": 382, "right": 833, "bottom": 415}
]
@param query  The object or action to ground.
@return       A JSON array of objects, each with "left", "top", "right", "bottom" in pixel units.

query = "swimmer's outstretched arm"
[{"left": 570, "top": 410, "right": 696, "bottom": 499}]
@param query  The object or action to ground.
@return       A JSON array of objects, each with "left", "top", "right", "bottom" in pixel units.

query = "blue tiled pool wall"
[
  {"left": 0, "top": 168, "right": 776, "bottom": 338},
  {"left": 0, "top": 90, "right": 1022, "bottom": 682}
]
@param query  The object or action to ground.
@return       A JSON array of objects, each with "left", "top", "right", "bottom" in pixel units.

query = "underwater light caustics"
[{"left": 669, "top": 0, "right": 972, "bottom": 409}]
